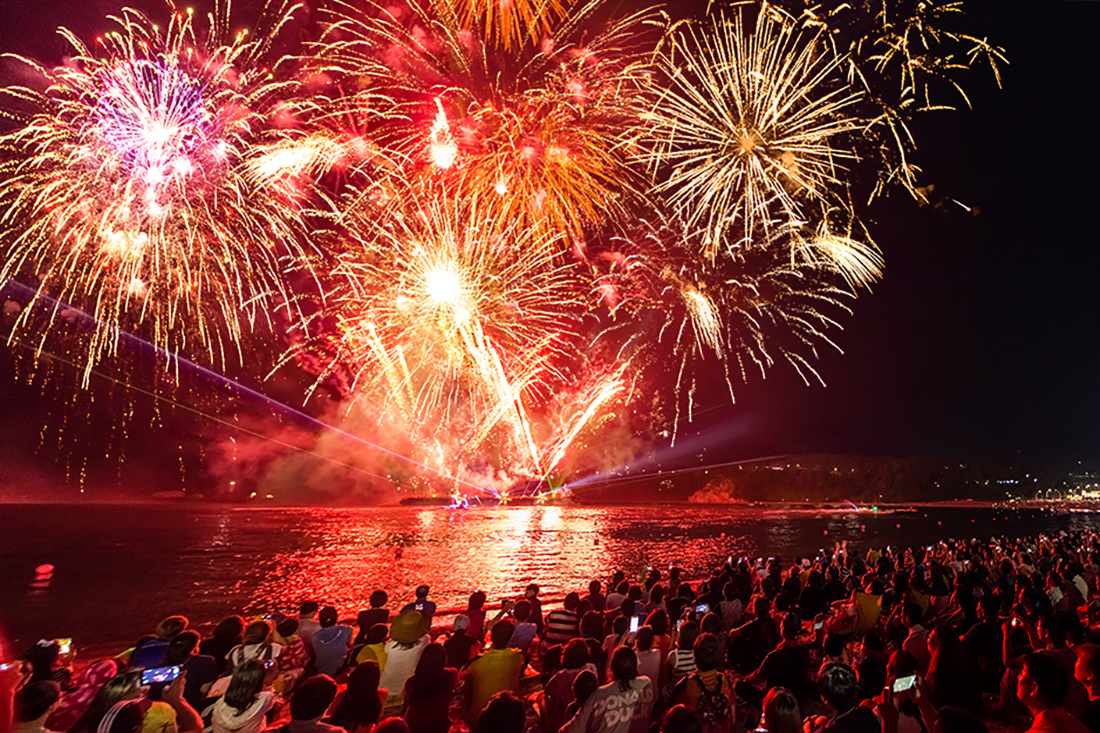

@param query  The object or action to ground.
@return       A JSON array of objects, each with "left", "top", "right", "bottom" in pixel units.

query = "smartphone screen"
[
  {"left": 629, "top": 616, "right": 640, "bottom": 633},
  {"left": 813, "top": 621, "right": 824, "bottom": 630},
  {"left": 676, "top": 619, "right": 685, "bottom": 632},
  {"left": 893, "top": 674, "right": 917, "bottom": 693},
  {"left": 56, "top": 638, "right": 72, "bottom": 655},
  {"left": 696, "top": 604, "right": 709, "bottom": 614},
  {"left": 263, "top": 659, "right": 277, "bottom": 670},
  {"left": 141, "top": 665, "right": 181, "bottom": 686}
]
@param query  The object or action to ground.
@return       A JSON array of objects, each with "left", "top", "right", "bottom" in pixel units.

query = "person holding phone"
[{"left": 210, "top": 660, "right": 277, "bottom": 733}]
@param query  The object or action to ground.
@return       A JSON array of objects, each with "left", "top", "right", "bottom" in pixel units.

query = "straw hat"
[{"left": 389, "top": 610, "right": 426, "bottom": 644}]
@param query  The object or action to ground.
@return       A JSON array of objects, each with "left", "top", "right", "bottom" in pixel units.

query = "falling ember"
[{"left": 428, "top": 99, "right": 458, "bottom": 170}]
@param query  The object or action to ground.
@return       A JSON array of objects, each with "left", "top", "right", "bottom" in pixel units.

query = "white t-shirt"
[{"left": 378, "top": 635, "right": 429, "bottom": 703}]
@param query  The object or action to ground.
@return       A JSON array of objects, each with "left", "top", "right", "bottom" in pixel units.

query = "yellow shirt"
[
  {"left": 463, "top": 647, "right": 524, "bottom": 723},
  {"left": 141, "top": 701, "right": 176, "bottom": 733},
  {"left": 355, "top": 642, "right": 388, "bottom": 672}
]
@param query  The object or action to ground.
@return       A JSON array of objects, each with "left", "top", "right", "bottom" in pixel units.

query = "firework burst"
[
  {"left": 641, "top": 10, "right": 864, "bottom": 259},
  {"left": 0, "top": 0, "right": 311, "bottom": 381}
]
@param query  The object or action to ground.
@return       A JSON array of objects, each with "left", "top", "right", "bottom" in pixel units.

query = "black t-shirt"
[
  {"left": 1079, "top": 699, "right": 1100, "bottom": 733},
  {"left": 760, "top": 644, "right": 814, "bottom": 700},
  {"left": 820, "top": 705, "right": 882, "bottom": 733}
]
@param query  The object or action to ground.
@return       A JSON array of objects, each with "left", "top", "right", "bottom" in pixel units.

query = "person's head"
[
  {"left": 646, "top": 610, "right": 670, "bottom": 636},
  {"left": 978, "top": 594, "right": 999, "bottom": 622},
  {"left": 886, "top": 650, "right": 920, "bottom": 683},
  {"left": 319, "top": 606, "right": 338, "bottom": 628},
  {"left": 525, "top": 584, "right": 540, "bottom": 599},
  {"left": 753, "top": 596, "right": 771, "bottom": 618},
  {"left": 1075, "top": 643, "right": 1100, "bottom": 691},
  {"left": 823, "top": 633, "right": 845, "bottom": 659},
  {"left": 572, "top": 669, "right": 599, "bottom": 705},
  {"left": 468, "top": 591, "right": 486, "bottom": 611},
  {"left": 212, "top": 616, "right": 245, "bottom": 644},
  {"left": 1038, "top": 615, "right": 1067, "bottom": 647},
  {"left": 290, "top": 675, "right": 339, "bottom": 721},
  {"left": 610, "top": 646, "right": 638, "bottom": 690},
  {"left": 1019, "top": 651, "right": 1070, "bottom": 712},
  {"left": 660, "top": 705, "right": 702, "bottom": 733},
  {"left": 414, "top": 643, "right": 446, "bottom": 679},
  {"left": 933, "top": 706, "right": 990, "bottom": 733},
  {"left": 452, "top": 615, "right": 470, "bottom": 635},
  {"left": 372, "top": 719, "right": 409, "bottom": 733},
  {"left": 542, "top": 645, "right": 563, "bottom": 675},
  {"left": 589, "top": 580, "right": 602, "bottom": 596},
  {"left": 636, "top": 626, "right": 656, "bottom": 652},
  {"left": 369, "top": 590, "right": 388, "bottom": 609},
  {"left": 763, "top": 686, "right": 802, "bottom": 733},
  {"left": 819, "top": 663, "right": 860, "bottom": 714},
  {"left": 692, "top": 632, "right": 723, "bottom": 673},
  {"left": 415, "top": 585, "right": 430, "bottom": 599},
  {"left": 164, "top": 630, "right": 200, "bottom": 665},
  {"left": 701, "top": 612, "right": 722, "bottom": 635},
  {"left": 243, "top": 620, "right": 272, "bottom": 645},
  {"left": 490, "top": 619, "right": 515, "bottom": 649},
  {"left": 562, "top": 639, "right": 590, "bottom": 670},
  {"left": 276, "top": 618, "right": 299, "bottom": 640},
  {"left": 347, "top": 659, "right": 381, "bottom": 695},
  {"left": 154, "top": 616, "right": 188, "bottom": 639},
  {"left": 513, "top": 599, "right": 531, "bottom": 622},
  {"left": 23, "top": 642, "right": 59, "bottom": 680},
  {"left": 365, "top": 623, "right": 388, "bottom": 645},
  {"left": 15, "top": 681, "right": 60, "bottom": 723},
  {"left": 781, "top": 612, "right": 801, "bottom": 641},
  {"left": 329, "top": 662, "right": 381, "bottom": 729},
  {"left": 299, "top": 601, "right": 319, "bottom": 619},
  {"left": 580, "top": 611, "right": 603, "bottom": 639},
  {"left": 224, "top": 659, "right": 265, "bottom": 713},
  {"left": 677, "top": 621, "right": 699, "bottom": 650},
  {"left": 475, "top": 691, "right": 525, "bottom": 733},
  {"left": 564, "top": 592, "right": 580, "bottom": 612},
  {"left": 904, "top": 602, "right": 923, "bottom": 627}
]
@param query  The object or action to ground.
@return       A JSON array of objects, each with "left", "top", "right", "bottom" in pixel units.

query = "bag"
[{"left": 692, "top": 674, "right": 732, "bottom": 733}]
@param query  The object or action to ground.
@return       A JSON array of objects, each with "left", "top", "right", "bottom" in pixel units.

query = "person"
[
  {"left": 326, "top": 661, "right": 383, "bottom": 733},
  {"left": 400, "top": 588, "right": 436, "bottom": 621},
  {"left": 200, "top": 618, "right": 244, "bottom": 677},
  {"left": 634, "top": 628, "right": 663, "bottom": 691},
  {"left": 73, "top": 669, "right": 202, "bottom": 733},
  {"left": 45, "top": 660, "right": 116, "bottom": 732},
  {"left": 371, "top": 720, "right": 408, "bottom": 733},
  {"left": 474, "top": 691, "right": 525, "bottom": 733},
  {"left": 508, "top": 601, "right": 538, "bottom": 653},
  {"left": 926, "top": 626, "right": 982, "bottom": 715},
  {"left": 963, "top": 595, "right": 1005, "bottom": 694},
  {"left": 561, "top": 646, "right": 655, "bottom": 733},
  {"left": 900, "top": 604, "right": 931, "bottom": 674},
  {"left": 761, "top": 687, "right": 801, "bottom": 733},
  {"left": 353, "top": 626, "right": 388, "bottom": 671},
  {"left": 463, "top": 593, "right": 488, "bottom": 642},
  {"left": 524, "top": 585, "right": 545, "bottom": 637},
  {"left": 162, "top": 632, "right": 217, "bottom": 711},
  {"left": 459, "top": 620, "right": 524, "bottom": 727},
  {"left": 354, "top": 593, "right": 389, "bottom": 645},
  {"left": 273, "top": 620, "right": 310, "bottom": 691},
  {"left": 22, "top": 644, "right": 71, "bottom": 693},
  {"left": 401, "top": 644, "right": 456, "bottom": 733},
  {"left": 272, "top": 676, "right": 342, "bottom": 733},
  {"left": 717, "top": 585, "right": 742, "bottom": 632},
  {"left": 1019, "top": 652, "right": 1089, "bottom": 733},
  {"left": 1073, "top": 644, "right": 1100, "bottom": 733},
  {"left": 226, "top": 621, "right": 281, "bottom": 673},
  {"left": 544, "top": 640, "right": 599, "bottom": 733},
  {"left": 311, "top": 608, "right": 352, "bottom": 678},
  {"left": 586, "top": 581, "right": 607, "bottom": 614},
  {"left": 808, "top": 664, "right": 880, "bottom": 733},
  {"left": 442, "top": 617, "right": 478, "bottom": 670},
  {"left": 13, "top": 682, "right": 61, "bottom": 733},
  {"left": 727, "top": 597, "right": 778, "bottom": 674},
  {"left": 674, "top": 633, "right": 734, "bottom": 733},
  {"left": 130, "top": 618, "right": 189, "bottom": 672},
  {"left": 377, "top": 612, "right": 430, "bottom": 709},
  {"left": 667, "top": 622, "right": 698, "bottom": 690},
  {"left": 545, "top": 593, "right": 581, "bottom": 647},
  {"left": 563, "top": 671, "right": 600, "bottom": 723},
  {"left": 210, "top": 660, "right": 277, "bottom": 733},
  {"left": 740, "top": 612, "right": 814, "bottom": 707},
  {"left": 659, "top": 705, "right": 702, "bottom": 733},
  {"left": 297, "top": 604, "right": 322, "bottom": 651}
]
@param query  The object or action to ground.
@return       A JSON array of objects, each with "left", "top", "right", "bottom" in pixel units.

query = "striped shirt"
[
  {"left": 667, "top": 648, "right": 697, "bottom": 683},
  {"left": 544, "top": 609, "right": 579, "bottom": 644}
]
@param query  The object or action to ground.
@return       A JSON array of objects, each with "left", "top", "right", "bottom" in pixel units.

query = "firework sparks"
[
  {"left": 641, "top": 10, "right": 863, "bottom": 258},
  {"left": 0, "top": 1, "right": 311, "bottom": 381}
]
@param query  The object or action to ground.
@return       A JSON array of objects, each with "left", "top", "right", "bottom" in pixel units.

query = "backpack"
[{"left": 692, "top": 673, "right": 732, "bottom": 733}]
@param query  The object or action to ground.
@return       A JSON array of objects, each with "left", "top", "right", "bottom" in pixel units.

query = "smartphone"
[
  {"left": 629, "top": 616, "right": 640, "bottom": 633},
  {"left": 893, "top": 674, "right": 917, "bottom": 693},
  {"left": 676, "top": 619, "right": 685, "bottom": 632},
  {"left": 141, "top": 665, "right": 181, "bottom": 685},
  {"left": 263, "top": 659, "right": 277, "bottom": 670},
  {"left": 813, "top": 621, "right": 824, "bottom": 630},
  {"left": 1011, "top": 618, "right": 1021, "bottom": 627},
  {"left": 696, "top": 603, "right": 709, "bottom": 614},
  {"left": 56, "top": 638, "right": 72, "bottom": 655},
  {"left": 727, "top": 556, "right": 732, "bottom": 564}
]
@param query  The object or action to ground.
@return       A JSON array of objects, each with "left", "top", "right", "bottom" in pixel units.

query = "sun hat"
[
  {"left": 390, "top": 610, "right": 426, "bottom": 644},
  {"left": 453, "top": 614, "right": 470, "bottom": 632}
]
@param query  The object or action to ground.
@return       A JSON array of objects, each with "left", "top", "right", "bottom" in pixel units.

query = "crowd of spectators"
[{"left": 8, "top": 530, "right": 1100, "bottom": 733}]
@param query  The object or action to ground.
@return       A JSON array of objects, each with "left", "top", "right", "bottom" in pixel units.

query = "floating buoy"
[{"left": 35, "top": 564, "right": 54, "bottom": 577}]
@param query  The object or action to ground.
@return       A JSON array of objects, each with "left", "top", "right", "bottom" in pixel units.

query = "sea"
[{"left": 2, "top": 501, "right": 1098, "bottom": 657}]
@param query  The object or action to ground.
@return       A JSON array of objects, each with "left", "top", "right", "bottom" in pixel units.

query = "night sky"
[{"left": 0, "top": 0, "right": 1098, "bottom": 497}]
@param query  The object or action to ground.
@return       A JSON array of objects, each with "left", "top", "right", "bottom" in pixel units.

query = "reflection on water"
[{"left": 2, "top": 502, "right": 1098, "bottom": 655}]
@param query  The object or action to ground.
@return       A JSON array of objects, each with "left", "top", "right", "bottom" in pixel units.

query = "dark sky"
[{"left": 0, "top": 0, "right": 1098, "bottom": 496}]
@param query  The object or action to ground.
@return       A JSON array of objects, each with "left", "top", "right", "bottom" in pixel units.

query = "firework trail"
[{"left": 0, "top": 0, "right": 313, "bottom": 382}]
